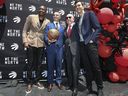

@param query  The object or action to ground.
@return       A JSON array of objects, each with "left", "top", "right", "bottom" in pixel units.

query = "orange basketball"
[{"left": 48, "top": 29, "right": 60, "bottom": 40}]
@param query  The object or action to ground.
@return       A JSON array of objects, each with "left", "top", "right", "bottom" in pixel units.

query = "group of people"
[{"left": 22, "top": 0, "right": 104, "bottom": 96}]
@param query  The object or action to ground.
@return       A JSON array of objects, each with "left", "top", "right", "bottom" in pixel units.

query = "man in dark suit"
[
  {"left": 44, "top": 10, "right": 64, "bottom": 92},
  {"left": 64, "top": 14, "right": 80, "bottom": 96},
  {"left": 74, "top": 1, "right": 104, "bottom": 96}
]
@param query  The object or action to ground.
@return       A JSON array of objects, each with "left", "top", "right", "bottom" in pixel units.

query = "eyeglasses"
[{"left": 66, "top": 16, "right": 72, "bottom": 19}]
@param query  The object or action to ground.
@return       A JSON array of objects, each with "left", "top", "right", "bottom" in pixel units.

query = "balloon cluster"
[{"left": 89, "top": 0, "right": 128, "bottom": 82}]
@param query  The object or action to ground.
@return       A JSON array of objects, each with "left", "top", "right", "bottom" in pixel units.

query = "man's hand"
[
  {"left": 48, "top": 39, "right": 57, "bottom": 44},
  {"left": 24, "top": 42, "right": 29, "bottom": 48}
]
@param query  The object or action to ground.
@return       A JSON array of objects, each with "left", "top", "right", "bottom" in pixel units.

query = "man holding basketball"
[{"left": 44, "top": 10, "right": 64, "bottom": 92}]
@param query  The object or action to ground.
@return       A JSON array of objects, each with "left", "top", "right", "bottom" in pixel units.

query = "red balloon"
[
  {"left": 112, "top": 15, "right": 122, "bottom": 24},
  {"left": 107, "top": 24, "right": 117, "bottom": 33},
  {"left": 97, "top": 8, "right": 114, "bottom": 24},
  {"left": 115, "top": 48, "right": 128, "bottom": 67},
  {"left": 111, "top": 0, "right": 120, "bottom": 3},
  {"left": 108, "top": 72, "right": 119, "bottom": 82},
  {"left": 98, "top": 44, "right": 112, "bottom": 58},
  {"left": 117, "top": 65, "right": 128, "bottom": 76}
]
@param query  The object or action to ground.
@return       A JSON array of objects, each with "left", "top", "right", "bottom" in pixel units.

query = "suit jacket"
[
  {"left": 22, "top": 14, "right": 50, "bottom": 47},
  {"left": 64, "top": 23, "right": 80, "bottom": 56},
  {"left": 44, "top": 22, "right": 64, "bottom": 48},
  {"left": 76, "top": 10, "right": 101, "bottom": 44}
]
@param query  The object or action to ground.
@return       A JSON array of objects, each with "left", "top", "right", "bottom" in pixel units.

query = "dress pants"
[
  {"left": 25, "top": 46, "right": 44, "bottom": 84},
  {"left": 46, "top": 43, "right": 63, "bottom": 85},
  {"left": 79, "top": 42, "right": 103, "bottom": 89},
  {"left": 65, "top": 45, "right": 80, "bottom": 90}
]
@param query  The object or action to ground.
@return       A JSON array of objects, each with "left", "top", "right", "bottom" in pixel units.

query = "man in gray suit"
[
  {"left": 64, "top": 14, "right": 80, "bottom": 96},
  {"left": 22, "top": 5, "right": 50, "bottom": 93}
]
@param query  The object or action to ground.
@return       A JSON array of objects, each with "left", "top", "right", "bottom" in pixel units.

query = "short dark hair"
[{"left": 74, "top": 0, "right": 85, "bottom": 6}]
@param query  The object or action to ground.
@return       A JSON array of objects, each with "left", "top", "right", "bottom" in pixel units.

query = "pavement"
[{"left": 0, "top": 76, "right": 127, "bottom": 96}]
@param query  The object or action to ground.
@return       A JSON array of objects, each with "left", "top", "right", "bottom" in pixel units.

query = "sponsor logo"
[
  {"left": 28, "top": 5, "right": 36, "bottom": 12},
  {"left": 13, "top": 16, "right": 21, "bottom": 23},
  {"left": 8, "top": 71, "right": 17, "bottom": 79},
  {"left": 11, "top": 43, "right": 19, "bottom": 51}
]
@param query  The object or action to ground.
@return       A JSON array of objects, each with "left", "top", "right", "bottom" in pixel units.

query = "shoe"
[
  {"left": 25, "top": 84, "right": 32, "bottom": 94},
  {"left": 84, "top": 88, "right": 93, "bottom": 95},
  {"left": 35, "top": 82, "right": 44, "bottom": 89},
  {"left": 97, "top": 89, "right": 104, "bottom": 96},
  {"left": 72, "top": 89, "right": 78, "bottom": 96},
  {"left": 65, "top": 86, "right": 72, "bottom": 91},
  {"left": 57, "top": 84, "right": 63, "bottom": 90},
  {"left": 47, "top": 84, "right": 53, "bottom": 92}
]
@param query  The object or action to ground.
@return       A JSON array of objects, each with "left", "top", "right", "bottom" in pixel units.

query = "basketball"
[{"left": 48, "top": 29, "right": 60, "bottom": 40}]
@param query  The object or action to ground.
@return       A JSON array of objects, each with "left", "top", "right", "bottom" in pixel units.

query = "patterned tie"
[{"left": 67, "top": 25, "right": 72, "bottom": 37}]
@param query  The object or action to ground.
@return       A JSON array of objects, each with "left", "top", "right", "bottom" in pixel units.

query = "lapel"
[{"left": 32, "top": 15, "right": 48, "bottom": 31}]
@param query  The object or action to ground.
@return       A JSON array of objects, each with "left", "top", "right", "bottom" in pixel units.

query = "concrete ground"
[{"left": 0, "top": 77, "right": 127, "bottom": 96}]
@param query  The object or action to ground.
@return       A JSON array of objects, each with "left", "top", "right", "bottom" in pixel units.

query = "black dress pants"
[
  {"left": 79, "top": 42, "right": 103, "bottom": 89},
  {"left": 25, "top": 46, "right": 44, "bottom": 84}
]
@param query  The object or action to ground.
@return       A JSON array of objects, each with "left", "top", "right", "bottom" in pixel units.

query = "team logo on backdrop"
[
  {"left": 9, "top": 3, "right": 23, "bottom": 11},
  {"left": 71, "top": 0, "right": 75, "bottom": 6},
  {"left": 28, "top": 5, "right": 36, "bottom": 12},
  {"left": 45, "top": 0, "right": 52, "bottom": 2},
  {"left": 11, "top": 43, "right": 19, "bottom": 51},
  {"left": 8, "top": 71, "right": 17, "bottom": 79},
  {"left": 0, "top": 16, "right": 7, "bottom": 23},
  {"left": 41, "top": 70, "right": 47, "bottom": 78},
  {"left": 13, "top": 16, "right": 21, "bottom": 23},
  {"left": 59, "top": 9, "right": 65, "bottom": 15},
  {"left": 7, "top": 29, "right": 21, "bottom": 37},
  {"left": 0, "top": 71, "right": 2, "bottom": 79},
  {"left": 56, "top": 0, "right": 67, "bottom": 5},
  {"left": 0, "top": 43, "right": 5, "bottom": 50},
  {"left": 25, "top": 59, "right": 28, "bottom": 64},
  {"left": 46, "top": 7, "right": 53, "bottom": 14},
  {"left": 69, "top": 11, "right": 79, "bottom": 17},
  {"left": 5, "top": 57, "right": 19, "bottom": 65}
]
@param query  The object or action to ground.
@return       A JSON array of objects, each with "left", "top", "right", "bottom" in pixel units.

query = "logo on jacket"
[
  {"left": 11, "top": 43, "right": 19, "bottom": 51},
  {"left": 13, "top": 16, "right": 21, "bottom": 23},
  {"left": 8, "top": 71, "right": 17, "bottom": 79},
  {"left": 28, "top": 5, "right": 36, "bottom": 12}
]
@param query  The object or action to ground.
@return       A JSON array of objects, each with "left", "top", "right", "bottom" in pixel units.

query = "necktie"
[
  {"left": 67, "top": 25, "right": 72, "bottom": 37},
  {"left": 56, "top": 23, "right": 59, "bottom": 30}
]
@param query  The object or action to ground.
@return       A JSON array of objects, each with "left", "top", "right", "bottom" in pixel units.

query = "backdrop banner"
[{"left": 0, "top": 0, "right": 83, "bottom": 80}]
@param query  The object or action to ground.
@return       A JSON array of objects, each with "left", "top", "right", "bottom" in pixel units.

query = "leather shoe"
[
  {"left": 57, "top": 84, "right": 63, "bottom": 90},
  {"left": 65, "top": 86, "right": 72, "bottom": 90},
  {"left": 47, "top": 84, "right": 53, "bottom": 92},
  {"left": 72, "top": 89, "right": 78, "bottom": 96},
  {"left": 97, "top": 89, "right": 104, "bottom": 96},
  {"left": 84, "top": 88, "right": 93, "bottom": 95}
]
